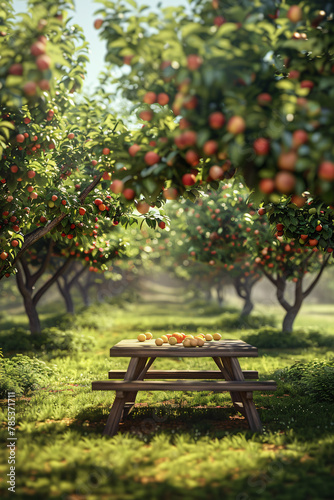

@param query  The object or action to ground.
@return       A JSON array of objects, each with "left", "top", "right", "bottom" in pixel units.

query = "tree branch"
[
  {"left": 30, "top": 240, "right": 55, "bottom": 285},
  {"left": 234, "top": 278, "right": 247, "bottom": 299},
  {"left": 303, "top": 254, "right": 331, "bottom": 299},
  {"left": 68, "top": 263, "right": 88, "bottom": 289},
  {"left": 9, "top": 173, "right": 103, "bottom": 269},
  {"left": 15, "top": 260, "right": 31, "bottom": 301},
  {"left": 262, "top": 269, "right": 278, "bottom": 287},
  {"left": 32, "top": 258, "right": 73, "bottom": 306},
  {"left": 276, "top": 276, "right": 292, "bottom": 312}
]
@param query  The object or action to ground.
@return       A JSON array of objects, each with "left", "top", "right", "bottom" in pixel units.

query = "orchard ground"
[{"left": 1, "top": 281, "right": 334, "bottom": 499}]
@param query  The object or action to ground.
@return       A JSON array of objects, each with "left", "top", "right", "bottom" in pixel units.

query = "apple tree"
[
  {"left": 255, "top": 197, "right": 334, "bottom": 332},
  {"left": 95, "top": 0, "right": 334, "bottom": 202},
  {"left": 14, "top": 224, "right": 126, "bottom": 334},
  {"left": 167, "top": 182, "right": 265, "bottom": 315}
]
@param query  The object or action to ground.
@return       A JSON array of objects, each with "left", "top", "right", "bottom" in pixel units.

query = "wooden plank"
[
  {"left": 109, "top": 339, "right": 258, "bottom": 358},
  {"left": 102, "top": 357, "right": 144, "bottom": 436},
  {"left": 108, "top": 369, "right": 259, "bottom": 380},
  {"left": 121, "top": 357, "right": 155, "bottom": 421},
  {"left": 228, "top": 357, "right": 263, "bottom": 432},
  {"left": 92, "top": 380, "right": 277, "bottom": 392}
]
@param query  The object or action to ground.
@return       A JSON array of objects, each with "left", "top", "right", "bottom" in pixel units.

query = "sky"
[{"left": 12, "top": 0, "right": 188, "bottom": 91}]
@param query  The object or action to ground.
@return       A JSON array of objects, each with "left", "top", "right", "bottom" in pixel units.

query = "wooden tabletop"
[{"left": 109, "top": 339, "right": 258, "bottom": 358}]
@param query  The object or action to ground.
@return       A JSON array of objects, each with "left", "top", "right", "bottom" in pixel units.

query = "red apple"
[
  {"left": 79, "top": 207, "right": 86, "bottom": 216},
  {"left": 94, "top": 19, "right": 103, "bottom": 29},
  {"left": 318, "top": 161, "right": 334, "bottom": 181},
  {"left": 38, "top": 79, "right": 50, "bottom": 91},
  {"left": 257, "top": 93, "right": 272, "bottom": 105},
  {"left": 259, "top": 178, "right": 275, "bottom": 194},
  {"left": 143, "top": 92, "right": 157, "bottom": 104},
  {"left": 157, "top": 93, "right": 169, "bottom": 105},
  {"left": 163, "top": 187, "right": 178, "bottom": 200},
  {"left": 214, "top": 16, "right": 226, "bottom": 26},
  {"left": 10, "top": 165, "right": 18, "bottom": 173},
  {"left": 253, "top": 138, "right": 270, "bottom": 155},
  {"left": 136, "top": 201, "right": 150, "bottom": 214},
  {"left": 9, "top": 63, "right": 23, "bottom": 75},
  {"left": 129, "top": 144, "right": 141, "bottom": 156},
  {"left": 31, "top": 41, "right": 46, "bottom": 56},
  {"left": 110, "top": 179, "right": 124, "bottom": 194},
  {"left": 16, "top": 134, "right": 25, "bottom": 143},
  {"left": 227, "top": 116, "right": 246, "bottom": 134},
  {"left": 300, "top": 80, "right": 314, "bottom": 89},
  {"left": 185, "top": 150, "right": 200, "bottom": 166},
  {"left": 292, "top": 130, "right": 308, "bottom": 148},
  {"left": 209, "top": 112, "right": 225, "bottom": 129},
  {"left": 275, "top": 171, "right": 296, "bottom": 194},
  {"left": 182, "top": 173, "right": 196, "bottom": 186},
  {"left": 187, "top": 54, "right": 202, "bottom": 71},
  {"left": 102, "top": 147, "right": 110, "bottom": 155},
  {"left": 158, "top": 221, "right": 166, "bottom": 229},
  {"left": 67, "top": 132, "right": 75, "bottom": 139},
  {"left": 123, "top": 188, "right": 135, "bottom": 200},
  {"left": 144, "top": 151, "right": 160, "bottom": 166},
  {"left": 139, "top": 110, "right": 153, "bottom": 121},
  {"left": 203, "top": 140, "right": 218, "bottom": 156},
  {"left": 287, "top": 6, "right": 303, "bottom": 23},
  {"left": 278, "top": 151, "right": 298, "bottom": 171},
  {"left": 209, "top": 165, "right": 224, "bottom": 180},
  {"left": 36, "top": 54, "right": 51, "bottom": 70},
  {"left": 27, "top": 170, "right": 36, "bottom": 178}
]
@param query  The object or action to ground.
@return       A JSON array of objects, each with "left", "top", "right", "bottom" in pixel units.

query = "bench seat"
[
  {"left": 92, "top": 379, "right": 276, "bottom": 392},
  {"left": 108, "top": 369, "right": 259, "bottom": 380}
]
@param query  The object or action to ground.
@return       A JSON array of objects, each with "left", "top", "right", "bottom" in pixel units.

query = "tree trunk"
[
  {"left": 241, "top": 296, "right": 253, "bottom": 316},
  {"left": 77, "top": 281, "right": 90, "bottom": 306},
  {"left": 23, "top": 296, "right": 41, "bottom": 335},
  {"left": 57, "top": 280, "right": 75, "bottom": 314},
  {"left": 234, "top": 277, "right": 255, "bottom": 317},
  {"left": 205, "top": 288, "right": 212, "bottom": 301},
  {"left": 282, "top": 306, "right": 301, "bottom": 333},
  {"left": 216, "top": 284, "right": 224, "bottom": 307}
]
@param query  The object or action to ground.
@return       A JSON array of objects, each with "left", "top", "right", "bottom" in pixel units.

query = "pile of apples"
[{"left": 136, "top": 332, "right": 222, "bottom": 347}]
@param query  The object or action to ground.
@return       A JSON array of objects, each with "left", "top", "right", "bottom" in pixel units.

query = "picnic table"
[{"left": 92, "top": 339, "right": 276, "bottom": 436}]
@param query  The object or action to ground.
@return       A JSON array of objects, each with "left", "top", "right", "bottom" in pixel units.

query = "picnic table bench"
[{"left": 92, "top": 339, "right": 276, "bottom": 436}]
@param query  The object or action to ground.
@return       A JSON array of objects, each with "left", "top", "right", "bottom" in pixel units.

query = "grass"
[{"left": 1, "top": 295, "right": 334, "bottom": 499}]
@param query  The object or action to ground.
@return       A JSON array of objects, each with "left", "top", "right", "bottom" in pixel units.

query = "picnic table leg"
[
  {"left": 103, "top": 357, "right": 147, "bottom": 436},
  {"left": 219, "top": 357, "right": 247, "bottom": 418},
  {"left": 223, "top": 357, "right": 262, "bottom": 432},
  {"left": 121, "top": 357, "right": 156, "bottom": 421}
]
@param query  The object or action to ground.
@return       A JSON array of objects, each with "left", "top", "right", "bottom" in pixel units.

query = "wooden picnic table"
[{"left": 92, "top": 339, "right": 276, "bottom": 436}]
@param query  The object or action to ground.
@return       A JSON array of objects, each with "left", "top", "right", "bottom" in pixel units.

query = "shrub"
[
  {"left": 0, "top": 327, "right": 95, "bottom": 354},
  {"left": 214, "top": 312, "right": 277, "bottom": 331},
  {"left": 276, "top": 359, "right": 334, "bottom": 402},
  {"left": 0, "top": 354, "right": 54, "bottom": 398},
  {"left": 243, "top": 327, "right": 334, "bottom": 349}
]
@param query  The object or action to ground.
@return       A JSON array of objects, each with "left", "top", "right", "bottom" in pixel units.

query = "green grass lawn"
[{"left": 1, "top": 296, "right": 334, "bottom": 499}]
